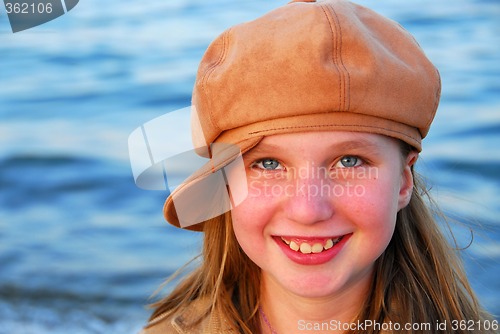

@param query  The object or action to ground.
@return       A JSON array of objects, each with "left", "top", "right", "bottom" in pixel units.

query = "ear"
[{"left": 398, "top": 151, "right": 418, "bottom": 210}]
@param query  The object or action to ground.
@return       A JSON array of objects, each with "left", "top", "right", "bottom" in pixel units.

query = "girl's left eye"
[
  {"left": 253, "top": 158, "right": 283, "bottom": 170},
  {"left": 335, "top": 156, "right": 362, "bottom": 168}
]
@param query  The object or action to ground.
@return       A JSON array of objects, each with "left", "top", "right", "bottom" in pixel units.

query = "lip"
[{"left": 273, "top": 233, "right": 352, "bottom": 265}]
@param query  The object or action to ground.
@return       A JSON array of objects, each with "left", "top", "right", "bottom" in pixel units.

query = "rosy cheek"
[
  {"left": 351, "top": 183, "right": 397, "bottom": 235},
  {"left": 232, "top": 181, "right": 280, "bottom": 247},
  {"left": 231, "top": 209, "right": 268, "bottom": 264},
  {"left": 242, "top": 175, "right": 285, "bottom": 209}
]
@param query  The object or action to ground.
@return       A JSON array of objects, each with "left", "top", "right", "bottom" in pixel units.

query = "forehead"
[{"left": 248, "top": 131, "right": 399, "bottom": 155}]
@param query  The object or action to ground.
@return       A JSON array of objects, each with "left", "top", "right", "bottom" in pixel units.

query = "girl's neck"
[{"left": 259, "top": 273, "right": 371, "bottom": 334}]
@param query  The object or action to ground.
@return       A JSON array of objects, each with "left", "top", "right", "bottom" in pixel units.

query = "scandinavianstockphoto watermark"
[
  {"left": 248, "top": 163, "right": 378, "bottom": 200},
  {"left": 248, "top": 161, "right": 379, "bottom": 181},
  {"left": 249, "top": 179, "right": 367, "bottom": 199},
  {"left": 2, "top": 0, "right": 79, "bottom": 33}
]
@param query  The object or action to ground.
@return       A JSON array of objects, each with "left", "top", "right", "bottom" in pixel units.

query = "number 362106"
[{"left": 5, "top": 2, "right": 53, "bottom": 14}]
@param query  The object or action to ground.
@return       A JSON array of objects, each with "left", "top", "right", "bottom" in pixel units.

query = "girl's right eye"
[{"left": 252, "top": 158, "right": 283, "bottom": 170}]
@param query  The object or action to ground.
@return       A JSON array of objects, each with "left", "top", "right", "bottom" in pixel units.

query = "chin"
[{"left": 281, "top": 272, "right": 351, "bottom": 298}]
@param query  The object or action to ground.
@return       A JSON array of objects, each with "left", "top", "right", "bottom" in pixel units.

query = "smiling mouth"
[{"left": 280, "top": 236, "right": 344, "bottom": 254}]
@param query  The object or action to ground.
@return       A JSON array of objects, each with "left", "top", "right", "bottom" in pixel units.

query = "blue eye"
[
  {"left": 255, "top": 158, "right": 282, "bottom": 170},
  {"left": 336, "top": 156, "right": 361, "bottom": 168}
]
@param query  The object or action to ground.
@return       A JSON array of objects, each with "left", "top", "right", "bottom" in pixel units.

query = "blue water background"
[{"left": 0, "top": 0, "right": 499, "bottom": 332}]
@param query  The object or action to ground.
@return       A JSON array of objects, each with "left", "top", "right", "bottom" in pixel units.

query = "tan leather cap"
[{"left": 164, "top": 0, "right": 441, "bottom": 229}]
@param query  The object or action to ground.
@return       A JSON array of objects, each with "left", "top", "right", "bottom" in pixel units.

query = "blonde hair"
[
  {"left": 355, "top": 173, "right": 494, "bottom": 333},
  {"left": 150, "top": 149, "right": 494, "bottom": 333}
]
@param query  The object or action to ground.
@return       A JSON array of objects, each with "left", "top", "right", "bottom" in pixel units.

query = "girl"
[{"left": 140, "top": 0, "right": 495, "bottom": 332}]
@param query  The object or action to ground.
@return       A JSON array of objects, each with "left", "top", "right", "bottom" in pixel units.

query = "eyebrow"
[
  {"left": 245, "top": 138, "right": 383, "bottom": 158},
  {"left": 330, "top": 138, "right": 383, "bottom": 152}
]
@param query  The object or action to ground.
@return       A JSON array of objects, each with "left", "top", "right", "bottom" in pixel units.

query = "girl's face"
[{"left": 231, "top": 131, "right": 416, "bottom": 299}]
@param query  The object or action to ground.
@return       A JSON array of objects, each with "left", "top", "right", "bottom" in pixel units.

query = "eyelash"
[
  {"left": 251, "top": 155, "right": 365, "bottom": 170},
  {"left": 252, "top": 158, "right": 284, "bottom": 171},
  {"left": 334, "top": 156, "right": 363, "bottom": 168}
]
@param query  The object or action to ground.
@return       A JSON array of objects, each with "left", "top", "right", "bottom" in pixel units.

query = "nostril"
[{"left": 285, "top": 193, "right": 334, "bottom": 225}]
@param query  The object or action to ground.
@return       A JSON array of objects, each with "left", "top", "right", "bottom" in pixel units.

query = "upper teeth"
[{"left": 281, "top": 237, "right": 340, "bottom": 254}]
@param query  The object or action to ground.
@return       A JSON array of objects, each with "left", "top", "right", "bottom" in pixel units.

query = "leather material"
[{"left": 164, "top": 0, "right": 441, "bottom": 229}]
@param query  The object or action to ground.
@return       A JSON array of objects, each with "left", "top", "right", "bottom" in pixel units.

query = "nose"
[{"left": 284, "top": 177, "right": 335, "bottom": 225}]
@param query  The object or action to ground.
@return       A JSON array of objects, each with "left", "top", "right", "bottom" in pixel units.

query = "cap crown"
[{"left": 192, "top": 0, "right": 440, "bottom": 151}]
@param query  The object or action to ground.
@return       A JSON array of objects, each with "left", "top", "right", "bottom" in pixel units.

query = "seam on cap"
[
  {"left": 248, "top": 124, "right": 420, "bottom": 143},
  {"left": 425, "top": 68, "right": 441, "bottom": 133},
  {"left": 201, "top": 28, "right": 232, "bottom": 136},
  {"left": 319, "top": 2, "right": 350, "bottom": 111}
]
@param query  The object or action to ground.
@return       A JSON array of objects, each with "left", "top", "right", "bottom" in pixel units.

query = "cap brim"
[{"left": 163, "top": 136, "right": 262, "bottom": 231}]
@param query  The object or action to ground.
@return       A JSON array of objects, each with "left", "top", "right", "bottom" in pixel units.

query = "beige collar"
[{"left": 141, "top": 298, "right": 237, "bottom": 334}]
